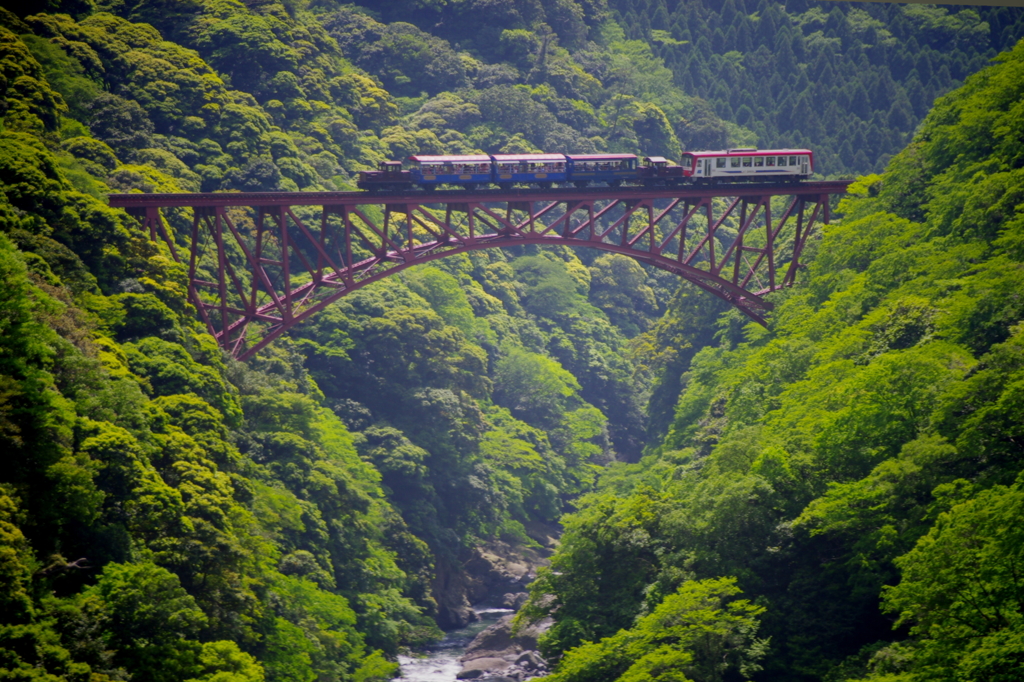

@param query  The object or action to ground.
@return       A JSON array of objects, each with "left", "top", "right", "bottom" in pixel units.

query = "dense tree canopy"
[
  {"left": 0, "top": 1, "right": 1023, "bottom": 682},
  {"left": 522, "top": 36, "right": 1024, "bottom": 682}
]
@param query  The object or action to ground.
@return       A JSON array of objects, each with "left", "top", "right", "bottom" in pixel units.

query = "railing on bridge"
[{"left": 109, "top": 182, "right": 851, "bottom": 360}]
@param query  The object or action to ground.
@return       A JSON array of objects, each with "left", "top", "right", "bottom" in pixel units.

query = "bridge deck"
[{"left": 108, "top": 181, "right": 854, "bottom": 208}]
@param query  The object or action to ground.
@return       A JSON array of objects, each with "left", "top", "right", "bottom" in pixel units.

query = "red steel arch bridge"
[{"left": 109, "top": 181, "right": 851, "bottom": 360}]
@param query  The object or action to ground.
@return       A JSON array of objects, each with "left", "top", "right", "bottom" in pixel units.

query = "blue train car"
[
  {"left": 565, "top": 154, "right": 638, "bottom": 187},
  {"left": 491, "top": 154, "right": 569, "bottom": 189},
  {"left": 409, "top": 155, "right": 493, "bottom": 189}
]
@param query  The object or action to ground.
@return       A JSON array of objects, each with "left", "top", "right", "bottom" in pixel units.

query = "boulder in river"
[
  {"left": 501, "top": 592, "right": 529, "bottom": 610},
  {"left": 459, "top": 614, "right": 553, "bottom": 680}
]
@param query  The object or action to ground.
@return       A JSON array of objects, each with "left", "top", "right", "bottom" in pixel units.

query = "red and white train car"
[{"left": 681, "top": 148, "right": 813, "bottom": 182}]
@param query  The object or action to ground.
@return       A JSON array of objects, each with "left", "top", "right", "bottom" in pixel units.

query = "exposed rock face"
[
  {"left": 433, "top": 527, "right": 557, "bottom": 630},
  {"left": 458, "top": 614, "right": 554, "bottom": 681},
  {"left": 433, "top": 556, "right": 479, "bottom": 630},
  {"left": 432, "top": 523, "right": 560, "bottom": 679},
  {"left": 463, "top": 541, "right": 544, "bottom": 604}
]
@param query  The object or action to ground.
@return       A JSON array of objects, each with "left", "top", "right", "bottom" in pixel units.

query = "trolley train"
[{"left": 357, "top": 148, "right": 813, "bottom": 191}]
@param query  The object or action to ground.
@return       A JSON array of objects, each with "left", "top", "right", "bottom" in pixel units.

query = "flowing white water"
[{"left": 392, "top": 606, "right": 515, "bottom": 682}]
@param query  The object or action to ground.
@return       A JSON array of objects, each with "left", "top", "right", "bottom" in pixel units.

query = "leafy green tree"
[
  {"left": 192, "top": 11, "right": 297, "bottom": 95},
  {"left": 512, "top": 255, "right": 584, "bottom": 317},
  {"left": 883, "top": 480, "right": 1024, "bottom": 682},
  {"left": 404, "top": 267, "right": 478, "bottom": 339},
  {"left": 88, "top": 561, "right": 207, "bottom": 682},
  {"left": 0, "top": 493, "right": 33, "bottom": 623},
  {"left": 0, "top": 27, "right": 67, "bottom": 133},
  {"left": 546, "top": 577, "right": 767, "bottom": 682},
  {"left": 87, "top": 93, "right": 155, "bottom": 159},
  {"left": 186, "top": 640, "right": 265, "bottom": 682},
  {"left": 588, "top": 254, "right": 657, "bottom": 337},
  {"left": 493, "top": 348, "right": 580, "bottom": 427}
]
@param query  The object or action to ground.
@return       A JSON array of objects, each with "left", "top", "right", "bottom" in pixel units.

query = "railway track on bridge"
[{"left": 109, "top": 181, "right": 853, "bottom": 208}]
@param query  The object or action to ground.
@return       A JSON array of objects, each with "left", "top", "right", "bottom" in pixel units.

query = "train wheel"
[
  {"left": 538, "top": 181, "right": 552, "bottom": 190},
  {"left": 608, "top": 179, "right": 622, "bottom": 188},
  {"left": 498, "top": 183, "right": 513, "bottom": 191},
  {"left": 463, "top": 183, "right": 477, "bottom": 191},
  {"left": 422, "top": 184, "right": 436, "bottom": 192}
]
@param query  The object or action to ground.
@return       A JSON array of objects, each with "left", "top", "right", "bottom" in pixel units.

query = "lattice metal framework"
[{"left": 110, "top": 182, "right": 850, "bottom": 360}]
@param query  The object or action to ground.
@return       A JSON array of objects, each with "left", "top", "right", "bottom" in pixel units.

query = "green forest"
[{"left": 0, "top": 0, "right": 1023, "bottom": 681}]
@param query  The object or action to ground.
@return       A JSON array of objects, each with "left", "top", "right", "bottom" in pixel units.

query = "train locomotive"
[{"left": 357, "top": 148, "right": 814, "bottom": 191}]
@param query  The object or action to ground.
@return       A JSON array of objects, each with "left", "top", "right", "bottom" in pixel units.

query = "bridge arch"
[{"left": 112, "top": 184, "right": 848, "bottom": 360}]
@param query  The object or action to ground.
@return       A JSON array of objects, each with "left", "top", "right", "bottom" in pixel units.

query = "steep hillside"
[
  {"left": 0, "top": 4, "right": 645, "bottom": 681},
  {"left": 522, "top": 36, "right": 1024, "bottom": 682}
]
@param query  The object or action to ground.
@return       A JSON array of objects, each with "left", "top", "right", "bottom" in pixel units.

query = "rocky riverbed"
[
  {"left": 454, "top": 611, "right": 553, "bottom": 680},
  {"left": 393, "top": 605, "right": 553, "bottom": 682},
  {"left": 394, "top": 526, "right": 559, "bottom": 682},
  {"left": 393, "top": 606, "right": 514, "bottom": 682}
]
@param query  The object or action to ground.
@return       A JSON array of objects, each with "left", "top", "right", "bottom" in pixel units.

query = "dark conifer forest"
[{"left": 0, "top": 0, "right": 1023, "bottom": 681}]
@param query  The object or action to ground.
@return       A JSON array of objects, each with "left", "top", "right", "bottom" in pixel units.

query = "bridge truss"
[{"left": 110, "top": 182, "right": 850, "bottom": 360}]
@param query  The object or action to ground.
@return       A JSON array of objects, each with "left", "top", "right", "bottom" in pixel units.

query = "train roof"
[
  {"left": 408, "top": 155, "right": 492, "bottom": 163},
  {"left": 683, "top": 149, "right": 813, "bottom": 157},
  {"left": 644, "top": 156, "right": 669, "bottom": 163},
  {"left": 566, "top": 154, "right": 638, "bottom": 161},
  {"left": 491, "top": 153, "right": 567, "bottom": 162}
]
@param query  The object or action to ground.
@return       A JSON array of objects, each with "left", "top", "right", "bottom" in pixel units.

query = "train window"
[
  {"left": 742, "top": 157, "right": 752, "bottom": 167},
  {"left": 754, "top": 157, "right": 764, "bottom": 167},
  {"left": 766, "top": 157, "right": 775, "bottom": 166},
  {"left": 717, "top": 158, "right": 726, "bottom": 168},
  {"left": 789, "top": 156, "right": 797, "bottom": 165},
  {"left": 730, "top": 157, "right": 740, "bottom": 167},
  {"left": 778, "top": 156, "right": 787, "bottom": 166}
]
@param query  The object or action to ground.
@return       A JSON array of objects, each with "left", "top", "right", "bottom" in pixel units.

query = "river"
[{"left": 392, "top": 606, "right": 515, "bottom": 682}]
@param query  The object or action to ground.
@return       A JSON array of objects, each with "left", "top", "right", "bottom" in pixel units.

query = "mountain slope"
[{"left": 522, "top": 36, "right": 1024, "bottom": 682}]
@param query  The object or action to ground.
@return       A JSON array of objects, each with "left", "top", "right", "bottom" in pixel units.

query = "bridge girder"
[{"left": 111, "top": 183, "right": 849, "bottom": 360}]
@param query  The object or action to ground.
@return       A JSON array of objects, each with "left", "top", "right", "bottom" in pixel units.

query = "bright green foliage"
[
  {"left": 2, "top": 1, "right": 1024, "bottom": 681},
  {"left": 513, "top": 255, "right": 586, "bottom": 317},
  {"left": 883, "top": 478, "right": 1024, "bottom": 682},
  {"left": 494, "top": 348, "right": 581, "bottom": 426},
  {"left": 88, "top": 561, "right": 207, "bottom": 682},
  {"left": 589, "top": 254, "right": 657, "bottom": 337},
  {"left": 524, "top": 486, "right": 669, "bottom": 656},
  {"left": 525, "top": 35, "right": 1024, "bottom": 682},
  {"left": 0, "top": 27, "right": 66, "bottom": 132},
  {"left": 187, "top": 640, "right": 265, "bottom": 682},
  {"left": 0, "top": 493, "right": 34, "bottom": 623},
  {"left": 0, "top": 21, "right": 429, "bottom": 678},
  {"left": 547, "top": 577, "right": 767, "bottom": 682}
]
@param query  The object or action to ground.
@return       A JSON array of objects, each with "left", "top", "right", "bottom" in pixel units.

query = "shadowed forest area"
[{"left": 0, "top": 1, "right": 1023, "bottom": 681}]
